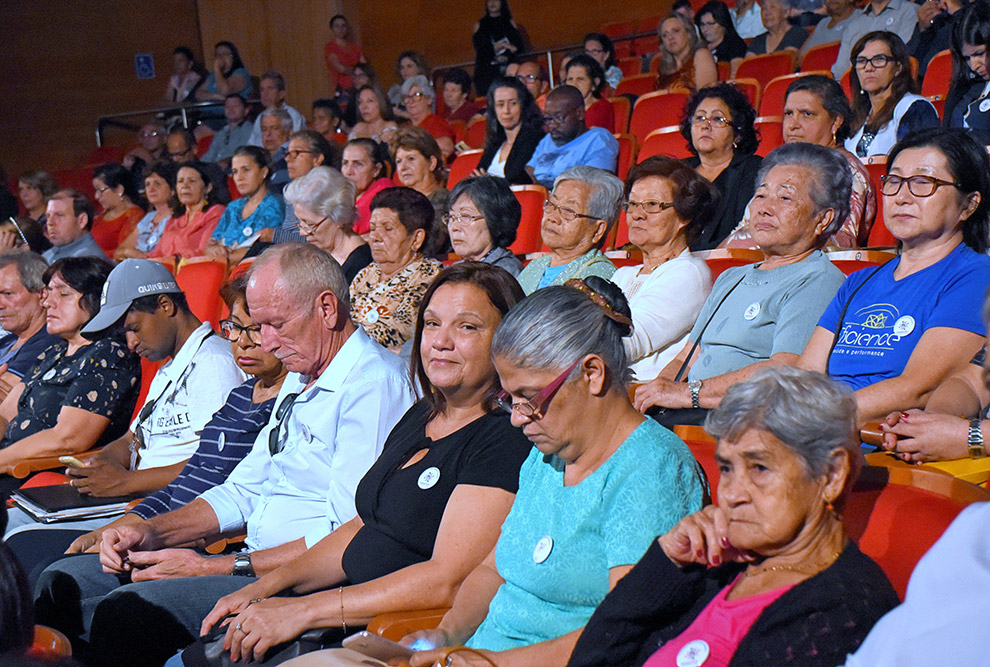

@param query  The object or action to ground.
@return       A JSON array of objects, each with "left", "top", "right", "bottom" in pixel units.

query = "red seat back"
[
  {"left": 508, "top": 185, "right": 548, "bottom": 255},
  {"left": 639, "top": 125, "right": 692, "bottom": 161},
  {"left": 759, "top": 71, "right": 829, "bottom": 117},
  {"left": 447, "top": 149, "right": 483, "bottom": 189},
  {"left": 630, "top": 91, "right": 690, "bottom": 145},
  {"left": 863, "top": 157, "right": 897, "bottom": 247},
  {"left": 726, "top": 78, "right": 762, "bottom": 112},
  {"left": 754, "top": 115, "right": 784, "bottom": 155},
  {"left": 609, "top": 96, "right": 632, "bottom": 135},
  {"left": 465, "top": 118, "right": 487, "bottom": 149},
  {"left": 921, "top": 49, "right": 953, "bottom": 99},
  {"left": 196, "top": 134, "right": 214, "bottom": 158},
  {"left": 617, "top": 57, "right": 642, "bottom": 78},
  {"left": 800, "top": 41, "right": 840, "bottom": 72},
  {"left": 614, "top": 133, "right": 638, "bottom": 181},
  {"left": 735, "top": 52, "right": 796, "bottom": 90},
  {"left": 89, "top": 145, "right": 124, "bottom": 165},
  {"left": 176, "top": 259, "right": 227, "bottom": 328},
  {"left": 615, "top": 74, "right": 657, "bottom": 98},
  {"left": 133, "top": 357, "right": 164, "bottom": 422}
]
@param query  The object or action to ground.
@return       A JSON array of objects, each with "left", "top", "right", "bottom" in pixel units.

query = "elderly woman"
[
  {"left": 681, "top": 83, "right": 763, "bottom": 250},
  {"left": 569, "top": 367, "right": 899, "bottom": 667},
  {"left": 475, "top": 77, "right": 544, "bottom": 184},
  {"left": 114, "top": 162, "right": 178, "bottom": 261},
  {"left": 149, "top": 161, "right": 226, "bottom": 260},
  {"left": 564, "top": 54, "right": 615, "bottom": 133},
  {"left": 402, "top": 279, "right": 704, "bottom": 666},
  {"left": 348, "top": 86, "right": 400, "bottom": 144},
  {"left": 515, "top": 166, "right": 621, "bottom": 294},
  {"left": 695, "top": 1, "right": 748, "bottom": 72},
  {"left": 350, "top": 187, "right": 444, "bottom": 352},
  {"left": 342, "top": 138, "right": 394, "bottom": 236},
  {"left": 846, "top": 31, "right": 939, "bottom": 158},
  {"left": 284, "top": 166, "right": 371, "bottom": 282},
  {"left": 17, "top": 170, "right": 60, "bottom": 225},
  {"left": 388, "top": 51, "right": 431, "bottom": 111},
  {"left": 613, "top": 157, "right": 717, "bottom": 382},
  {"left": 91, "top": 162, "right": 145, "bottom": 257},
  {"left": 195, "top": 40, "right": 252, "bottom": 101},
  {"left": 446, "top": 176, "right": 523, "bottom": 275},
  {"left": 745, "top": 0, "right": 808, "bottom": 56},
  {"left": 722, "top": 75, "right": 877, "bottom": 249},
  {"left": 0, "top": 257, "right": 139, "bottom": 498},
  {"left": 799, "top": 128, "right": 990, "bottom": 427},
  {"left": 390, "top": 126, "right": 451, "bottom": 239},
  {"left": 181, "top": 263, "right": 532, "bottom": 664},
  {"left": 945, "top": 3, "right": 990, "bottom": 144},
  {"left": 656, "top": 13, "right": 718, "bottom": 94},
  {"left": 634, "top": 143, "right": 849, "bottom": 425},
  {"left": 402, "top": 74, "right": 457, "bottom": 160}
]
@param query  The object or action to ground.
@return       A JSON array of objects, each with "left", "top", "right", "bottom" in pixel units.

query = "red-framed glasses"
[{"left": 496, "top": 359, "right": 581, "bottom": 421}]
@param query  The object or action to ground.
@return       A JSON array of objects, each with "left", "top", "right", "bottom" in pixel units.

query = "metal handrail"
[{"left": 95, "top": 99, "right": 259, "bottom": 147}]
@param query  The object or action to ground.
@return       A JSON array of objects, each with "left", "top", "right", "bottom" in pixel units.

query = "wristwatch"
[
  {"left": 688, "top": 380, "right": 703, "bottom": 409},
  {"left": 232, "top": 552, "right": 255, "bottom": 577},
  {"left": 968, "top": 418, "right": 986, "bottom": 459}
]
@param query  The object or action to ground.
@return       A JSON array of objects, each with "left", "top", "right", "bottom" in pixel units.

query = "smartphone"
[
  {"left": 59, "top": 456, "right": 86, "bottom": 468},
  {"left": 341, "top": 631, "right": 414, "bottom": 661}
]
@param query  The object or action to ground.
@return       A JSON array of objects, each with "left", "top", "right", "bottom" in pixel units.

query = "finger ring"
[{"left": 235, "top": 623, "right": 244, "bottom": 632}]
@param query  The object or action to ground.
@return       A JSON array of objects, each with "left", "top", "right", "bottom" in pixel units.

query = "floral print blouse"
[{"left": 350, "top": 257, "right": 443, "bottom": 352}]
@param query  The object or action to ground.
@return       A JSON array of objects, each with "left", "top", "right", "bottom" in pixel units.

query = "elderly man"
[
  {"left": 42, "top": 190, "right": 109, "bottom": 263},
  {"left": 247, "top": 71, "right": 307, "bottom": 148},
  {"left": 515, "top": 165, "right": 621, "bottom": 294},
  {"left": 201, "top": 94, "right": 254, "bottom": 169},
  {"left": 164, "top": 128, "right": 198, "bottom": 164},
  {"left": 525, "top": 86, "right": 619, "bottom": 190},
  {"left": 511, "top": 60, "right": 550, "bottom": 109},
  {"left": 34, "top": 244, "right": 415, "bottom": 666},
  {"left": 831, "top": 0, "right": 919, "bottom": 77},
  {"left": 0, "top": 252, "right": 57, "bottom": 402}
]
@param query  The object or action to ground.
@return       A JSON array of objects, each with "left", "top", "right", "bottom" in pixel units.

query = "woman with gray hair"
[
  {"left": 515, "top": 165, "right": 622, "bottom": 294},
  {"left": 634, "top": 143, "right": 849, "bottom": 426},
  {"left": 569, "top": 366, "right": 899, "bottom": 667},
  {"left": 283, "top": 166, "right": 370, "bottom": 283},
  {"left": 402, "top": 74, "right": 457, "bottom": 161},
  {"left": 402, "top": 277, "right": 704, "bottom": 667}
]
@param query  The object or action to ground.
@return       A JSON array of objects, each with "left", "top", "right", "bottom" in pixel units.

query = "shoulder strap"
[{"left": 673, "top": 271, "right": 748, "bottom": 383}]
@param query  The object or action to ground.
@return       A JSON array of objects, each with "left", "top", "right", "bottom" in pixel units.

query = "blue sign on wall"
[{"left": 135, "top": 53, "right": 156, "bottom": 79}]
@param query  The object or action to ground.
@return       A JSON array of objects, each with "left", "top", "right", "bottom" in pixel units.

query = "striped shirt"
[{"left": 131, "top": 379, "right": 276, "bottom": 519}]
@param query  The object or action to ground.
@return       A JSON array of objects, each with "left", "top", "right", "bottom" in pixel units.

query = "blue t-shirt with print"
[{"left": 818, "top": 244, "right": 990, "bottom": 391}]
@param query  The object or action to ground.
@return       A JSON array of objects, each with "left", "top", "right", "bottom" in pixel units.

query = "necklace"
[{"left": 742, "top": 549, "right": 841, "bottom": 579}]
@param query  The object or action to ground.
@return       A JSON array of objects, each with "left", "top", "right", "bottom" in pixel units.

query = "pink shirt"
[
  {"left": 352, "top": 178, "right": 394, "bottom": 236},
  {"left": 643, "top": 577, "right": 793, "bottom": 667},
  {"left": 149, "top": 204, "right": 224, "bottom": 259}
]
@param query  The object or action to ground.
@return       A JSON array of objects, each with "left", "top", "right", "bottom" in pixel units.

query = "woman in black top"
[
  {"left": 476, "top": 77, "right": 545, "bottom": 185},
  {"left": 696, "top": 1, "right": 748, "bottom": 70},
  {"left": 472, "top": 0, "right": 526, "bottom": 97},
  {"left": 198, "top": 263, "right": 531, "bottom": 664}
]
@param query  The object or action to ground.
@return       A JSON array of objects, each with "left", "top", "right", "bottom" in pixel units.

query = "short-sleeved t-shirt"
[
  {"left": 2, "top": 337, "right": 139, "bottom": 448},
  {"left": 818, "top": 244, "right": 990, "bottom": 391},
  {"left": 342, "top": 401, "right": 531, "bottom": 585},
  {"left": 527, "top": 129, "right": 619, "bottom": 189},
  {"left": 0, "top": 328, "right": 60, "bottom": 379},
  {"left": 467, "top": 418, "right": 703, "bottom": 652},
  {"left": 210, "top": 192, "right": 284, "bottom": 248},
  {"left": 688, "top": 251, "right": 845, "bottom": 381}
]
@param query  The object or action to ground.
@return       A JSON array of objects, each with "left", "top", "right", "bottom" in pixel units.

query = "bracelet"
[{"left": 339, "top": 586, "right": 347, "bottom": 634}]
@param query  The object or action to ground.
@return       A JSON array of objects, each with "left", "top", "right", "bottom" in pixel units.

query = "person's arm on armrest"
[
  {"left": 0, "top": 406, "right": 111, "bottom": 472},
  {"left": 923, "top": 361, "right": 990, "bottom": 417},
  {"left": 123, "top": 537, "right": 307, "bottom": 582}
]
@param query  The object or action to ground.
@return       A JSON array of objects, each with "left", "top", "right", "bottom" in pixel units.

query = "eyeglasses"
[
  {"left": 403, "top": 92, "right": 426, "bottom": 102},
  {"left": 297, "top": 215, "right": 329, "bottom": 235},
  {"left": 441, "top": 212, "right": 486, "bottom": 227},
  {"left": 691, "top": 114, "right": 730, "bottom": 128},
  {"left": 623, "top": 199, "right": 676, "bottom": 215},
  {"left": 879, "top": 174, "right": 961, "bottom": 197},
  {"left": 585, "top": 47, "right": 605, "bottom": 55},
  {"left": 285, "top": 149, "right": 315, "bottom": 160},
  {"left": 268, "top": 392, "right": 300, "bottom": 456},
  {"left": 140, "top": 130, "right": 162, "bottom": 138},
  {"left": 516, "top": 74, "right": 540, "bottom": 83},
  {"left": 699, "top": 19, "right": 718, "bottom": 27},
  {"left": 854, "top": 54, "right": 895, "bottom": 69},
  {"left": 219, "top": 319, "right": 262, "bottom": 344},
  {"left": 94, "top": 186, "right": 112, "bottom": 195},
  {"left": 496, "top": 359, "right": 581, "bottom": 420},
  {"left": 543, "top": 199, "right": 599, "bottom": 223},
  {"left": 542, "top": 112, "right": 572, "bottom": 126}
]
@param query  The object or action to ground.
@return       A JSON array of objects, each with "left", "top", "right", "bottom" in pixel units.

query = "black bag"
[{"left": 180, "top": 622, "right": 350, "bottom": 666}]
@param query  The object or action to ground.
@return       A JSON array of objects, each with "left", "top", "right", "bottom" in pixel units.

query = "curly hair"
[{"left": 680, "top": 82, "right": 759, "bottom": 155}]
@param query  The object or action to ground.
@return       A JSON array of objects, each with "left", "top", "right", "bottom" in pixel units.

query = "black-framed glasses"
[
  {"left": 268, "top": 392, "right": 300, "bottom": 456},
  {"left": 543, "top": 200, "right": 599, "bottom": 223},
  {"left": 879, "top": 174, "right": 961, "bottom": 198},
  {"left": 691, "top": 114, "right": 730, "bottom": 128},
  {"left": 623, "top": 199, "right": 676, "bottom": 215},
  {"left": 285, "top": 149, "right": 315, "bottom": 160},
  {"left": 699, "top": 19, "right": 718, "bottom": 27},
  {"left": 495, "top": 359, "right": 581, "bottom": 421},
  {"left": 219, "top": 319, "right": 262, "bottom": 344},
  {"left": 441, "top": 212, "right": 486, "bottom": 227},
  {"left": 854, "top": 54, "right": 895, "bottom": 69}
]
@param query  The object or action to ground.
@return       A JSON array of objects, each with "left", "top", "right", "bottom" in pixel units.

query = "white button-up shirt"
[{"left": 200, "top": 328, "right": 416, "bottom": 550}]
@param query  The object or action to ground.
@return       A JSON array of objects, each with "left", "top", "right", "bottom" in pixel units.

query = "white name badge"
[
  {"left": 676, "top": 639, "right": 711, "bottom": 667},
  {"left": 893, "top": 315, "right": 915, "bottom": 337},
  {"left": 418, "top": 466, "right": 441, "bottom": 489},
  {"left": 42, "top": 369, "right": 56, "bottom": 381},
  {"left": 217, "top": 432, "right": 226, "bottom": 452},
  {"left": 744, "top": 302, "right": 761, "bottom": 320},
  {"left": 242, "top": 226, "right": 253, "bottom": 237},
  {"left": 366, "top": 309, "right": 380, "bottom": 324},
  {"left": 981, "top": 99, "right": 990, "bottom": 113},
  {"left": 533, "top": 535, "right": 553, "bottom": 563}
]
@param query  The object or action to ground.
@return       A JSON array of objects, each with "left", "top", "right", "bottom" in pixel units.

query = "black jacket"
[
  {"left": 686, "top": 152, "right": 763, "bottom": 250},
  {"left": 478, "top": 125, "right": 544, "bottom": 185}
]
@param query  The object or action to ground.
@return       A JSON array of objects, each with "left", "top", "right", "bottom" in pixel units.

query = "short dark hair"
[
  {"left": 43, "top": 256, "right": 115, "bottom": 319},
  {"left": 220, "top": 275, "right": 248, "bottom": 311},
  {"left": 369, "top": 186, "right": 435, "bottom": 235},
  {"left": 93, "top": 162, "right": 140, "bottom": 205},
  {"left": 141, "top": 160, "right": 180, "bottom": 213},
  {"left": 411, "top": 262, "right": 525, "bottom": 418},
  {"left": 624, "top": 156, "right": 720, "bottom": 248},
  {"left": 681, "top": 83, "right": 759, "bottom": 156},
  {"left": 128, "top": 291, "right": 192, "bottom": 317},
  {"left": 51, "top": 189, "right": 94, "bottom": 230},
  {"left": 565, "top": 53, "right": 607, "bottom": 99},
  {"left": 167, "top": 127, "right": 197, "bottom": 154},
  {"left": 443, "top": 67, "right": 474, "bottom": 97},
  {"left": 260, "top": 70, "right": 287, "bottom": 91},
  {"left": 312, "top": 97, "right": 341, "bottom": 119},
  {"left": 224, "top": 92, "right": 246, "bottom": 106},
  {"left": 173, "top": 46, "right": 195, "bottom": 61},
  {"left": 18, "top": 169, "right": 60, "bottom": 198},
  {"left": 449, "top": 176, "right": 521, "bottom": 249},
  {"left": 785, "top": 75, "right": 853, "bottom": 142}
]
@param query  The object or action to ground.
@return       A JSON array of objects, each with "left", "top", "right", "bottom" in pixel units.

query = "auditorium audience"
[
  {"left": 258, "top": 107, "right": 294, "bottom": 164},
  {"left": 696, "top": 1, "right": 748, "bottom": 70},
  {"left": 195, "top": 40, "right": 253, "bottom": 101},
  {"left": 323, "top": 14, "right": 366, "bottom": 93},
  {"left": 348, "top": 85, "right": 400, "bottom": 144},
  {"left": 513, "top": 59, "right": 550, "bottom": 109},
  {"left": 390, "top": 126, "right": 451, "bottom": 229},
  {"left": 910, "top": 0, "right": 965, "bottom": 78},
  {"left": 634, "top": 143, "right": 849, "bottom": 425},
  {"left": 114, "top": 162, "right": 177, "bottom": 261},
  {"left": 402, "top": 279, "right": 703, "bottom": 667},
  {"left": 584, "top": 32, "right": 624, "bottom": 90},
  {"left": 613, "top": 157, "right": 716, "bottom": 381},
  {"left": 42, "top": 190, "right": 109, "bottom": 263},
  {"left": 164, "top": 46, "right": 202, "bottom": 104},
  {"left": 91, "top": 162, "right": 144, "bottom": 257},
  {"left": 17, "top": 170, "right": 59, "bottom": 225},
  {"left": 350, "top": 187, "right": 444, "bottom": 352},
  {"left": 441, "top": 67, "right": 482, "bottom": 123},
  {"left": 284, "top": 166, "right": 371, "bottom": 283},
  {"left": 845, "top": 32, "right": 939, "bottom": 158},
  {"left": 746, "top": 0, "right": 809, "bottom": 55},
  {"left": 526, "top": 86, "right": 619, "bottom": 189},
  {"left": 0, "top": 252, "right": 58, "bottom": 403},
  {"left": 656, "top": 13, "right": 719, "bottom": 94},
  {"left": 401, "top": 74, "right": 457, "bottom": 160},
  {"left": 342, "top": 138, "right": 394, "bottom": 236},
  {"left": 945, "top": 2, "right": 990, "bottom": 145},
  {"left": 388, "top": 50, "right": 431, "bottom": 111},
  {"left": 476, "top": 77, "right": 544, "bottom": 184},
  {"left": 681, "top": 83, "right": 762, "bottom": 249},
  {"left": 200, "top": 94, "right": 252, "bottom": 168},
  {"left": 122, "top": 122, "right": 167, "bottom": 175},
  {"left": 149, "top": 162, "right": 225, "bottom": 259},
  {"left": 516, "top": 166, "right": 620, "bottom": 293},
  {"left": 447, "top": 176, "right": 523, "bottom": 275},
  {"left": 564, "top": 54, "right": 615, "bottom": 133},
  {"left": 472, "top": 0, "right": 526, "bottom": 97},
  {"left": 569, "top": 367, "right": 899, "bottom": 667},
  {"left": 247, "top": 72, "right": 307, "bottom": 147},
  {"left": 164, "top": 127, "right": 198, "bottom": 164},
  {"left": 34, "top": 245, "right": 415, "bottom": 666},
  {"left": 802, "top": 0, "right": 859, "bottom": 54},
  {"left": 799, "top": 128, "right": 990, "bottom": 426},
  {"left": 831, "top": 0, "right": 921, "bottom": 79}
]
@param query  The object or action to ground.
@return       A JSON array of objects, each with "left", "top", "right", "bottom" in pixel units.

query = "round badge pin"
[
  {"left": 676, "top": 640, "right": 710, "bottom": 667},
  {"left": 242, "top": 226, "right": 253, "bottom": 237},
  {"left": 885, "top": 16, "right": 894, "bottom": 25},
  {"left": 981, "top": 99, "right": 990, "bottom": 113},
  {"left": 418, "top": 466, "right": 441, "bottom": 489},
  {"left": 893, "top": 315, "right": 915, "bottom": 337},
  {"left": 744, "top": 302, "right": 761, "bottom": 320},
  {"left": 366, "top": 309, "right": 380, "bottom": 324},
  {"left": 217, "top": 432, "right": 226, "bottom": 452},
  {"left": 42, "top": 369, "right": 56, "bottom": 381},
  {"left": 533, "top": 535, "right": 554, "bottom": 563}
]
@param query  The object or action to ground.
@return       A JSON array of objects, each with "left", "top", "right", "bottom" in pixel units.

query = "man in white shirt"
[
  {"left": 35, "top": 244, "right": 415, "bottom": 666},
  {"left": 733, "top": 0, "right": 765, "bottom": 39},
  {"left": 247, "top": 71, "right": 307, "bottom": 148},
  {"left": 831, "top": 0, "right": 919, "bottom": 78}
]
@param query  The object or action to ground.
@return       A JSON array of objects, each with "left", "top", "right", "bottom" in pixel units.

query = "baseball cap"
[{"left": 82, "top": 259, "right": 182, "bottom": 334}]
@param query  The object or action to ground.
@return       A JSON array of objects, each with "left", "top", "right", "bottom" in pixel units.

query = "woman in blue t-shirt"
[
  {"left": 195, "top": 40, "right": 253, "bottom": 102},
  {"left": 800, "top": 127, "right": 990, "bottom": 426}
]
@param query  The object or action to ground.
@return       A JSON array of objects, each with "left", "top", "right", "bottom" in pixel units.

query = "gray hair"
[
  {"left": 0, "top": 251, "right": 47, "bottom": 293},
  {"left": 283, "top": 166, "right": 356, "bottom": 229},
  {"left": 260, "top": 70, "right": 287, "bottom": 91},
  {"left": 248, "top": 243, "right": 349, "bottom": 317},
  {"left": 491, "top": 278, "right": 633, "bottom": 390},
  {"left": 705, "top": 366, "right": 858, "bottom": 479},
  {"left": 260, "top": 107, "right": 293, "bottom": 133},
  {"left": 401, "top": 74, "right": 436, "bottom": 110},
  {"left": 756, "top": 143, "right": 852, "bottom": 237},
  {"left": 554, "top": 165, "right": 624, "bottom": 228}
]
